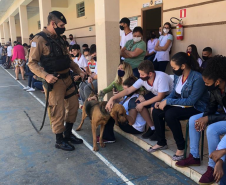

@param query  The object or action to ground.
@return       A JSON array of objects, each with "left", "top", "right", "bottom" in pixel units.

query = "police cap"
[{"left": 50, "top": 11, "right": 67, "bottom": 24}]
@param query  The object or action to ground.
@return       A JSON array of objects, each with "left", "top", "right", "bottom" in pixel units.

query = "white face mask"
[
  {"left": 133, "top": 37, "right": 142, "bottom": 43},
  {"left": 86, "top": 56, "right": 91, "bottom": 61},
  {"left": 163, "top": 28, "right": 169, "bottom": 34},
  {"left": 159, "top": 31, "right": 162, "bottom": 36}
]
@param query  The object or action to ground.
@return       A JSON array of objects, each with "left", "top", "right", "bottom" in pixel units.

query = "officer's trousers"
[{"left": 44, "top": 76, "right": 78, "bottom": 134}]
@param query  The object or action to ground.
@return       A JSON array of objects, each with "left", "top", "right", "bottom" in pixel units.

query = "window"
[
  {"left": 77, "top": 2, "right": 85, "bottom": 18},
  {"left": 38, "top": 21, "right": 41, "bottom": 29}
]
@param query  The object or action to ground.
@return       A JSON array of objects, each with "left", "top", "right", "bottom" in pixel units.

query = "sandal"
[
  {"left": 172, "top": 154, "right": 184, "bottom": 161},
  {"left": 147, "top": 145, "right": 168, "bottom": 153}
]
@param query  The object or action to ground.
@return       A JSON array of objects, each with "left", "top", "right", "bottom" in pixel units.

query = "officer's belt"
[{"left": 55, "top": 71, "right": 70, "bottom": 79}]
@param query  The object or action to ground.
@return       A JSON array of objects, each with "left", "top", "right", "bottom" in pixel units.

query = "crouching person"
[{"left": 176, "top": 55, "right": 226, "bottom": 185}]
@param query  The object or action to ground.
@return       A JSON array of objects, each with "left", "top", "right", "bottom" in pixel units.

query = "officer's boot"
[
  {"left": 64, "top": 123, "right": 83, "bottom": 144},
  {"left": 55, "top": 133, "right": 75, "bottom": 151}
]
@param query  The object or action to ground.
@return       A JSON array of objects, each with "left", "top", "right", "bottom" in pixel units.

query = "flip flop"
[{"left": 147, "top": 145, "right": 168, "bottom": 153}]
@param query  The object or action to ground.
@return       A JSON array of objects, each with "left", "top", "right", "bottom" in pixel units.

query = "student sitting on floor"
[
  {"left": 98, "top": 62, "right": 134, "bottom": 100},
  {"left": 89, "top": 77, "right": 146, "bottom": 143},
  {"left": 176, "top": 55, "right": 226, "bottom": 185},
  {"left": 105, "top": 60, "right": 174, "bottom": 140},
  {"left": 150, "top": 52, "right": 209, "bottom": 162}
]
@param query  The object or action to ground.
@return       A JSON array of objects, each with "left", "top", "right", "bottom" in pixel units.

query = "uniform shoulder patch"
[{"left": 31, "top": 42, "right": 37, "bottom": 48}]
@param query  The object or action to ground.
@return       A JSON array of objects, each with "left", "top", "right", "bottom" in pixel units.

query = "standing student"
[
  {"left": 69, "top": 34, "right": 76, "bottom": 45},
  {"left": 187, "top": 44, "right": 203, "bottom": 67},
  {"left": 106, "top": 60, "right": 174, "bottom": 139},
  {"left": 150, "top": 52, "right": 209, "bottom": 161},
  {"left": 119, "top": 17, "right": 133, "bottom": 49},
  {"left": 145, "top": 31, "right": 158, "bottom": 62},
  {"left": 121, "top": 27, "right": 146, "bottom": 78},
  {"left": 153, "top": 22, "right": 173, "bottom": 72}
]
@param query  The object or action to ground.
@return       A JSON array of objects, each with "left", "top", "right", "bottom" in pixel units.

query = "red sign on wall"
[{"left": 180, "top": 9, "right": 187, "bottom": 18}]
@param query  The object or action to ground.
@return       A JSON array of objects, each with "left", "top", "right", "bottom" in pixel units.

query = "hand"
[
  {"left": 88, "top": 96, "right": 97, "bottom": 101},
  {"left": 136, "top": 103, "right": 144, "bottom": 112},
  {"left": 213, "top": 160, "right": 224, "bottom": 183},
  {"left": 136, "top": 95, "right": 145, "bottom": 103},
  {"left": 195, "top": 116, "right": 208, "bottom": 131},
  {"left": 45, "top": 74, "right": 58, "bottom": 84},
  {"left": 113, "top": 91, "right": 118, "bottom": 96},
  {"left": 91, "top": 73, "right": 97, "bottom": 78},
  {"left": 159, "top": 100, "right": 167, "bottom": 110},
  {"left": 210, "top": 150, "right": 226, "bottom": 163},
  {"left": 154, "top": 102, "right": 160, "bottom": 109},
  {"left": 195, "top": 122, "right": 201, "bottom": 132},
  {"left": 33, "top": 75, "right": 37, "bottom": 79},
  {"left": 105, "top": 98, "right": 114, "bottom": 112},
  {"left": 74, "top": 75, "right": 80, "bottom": 82},
  {"left": 79, "top": 72, "right": 86, "bottom": 81},
  {"left": 88, "top": 77, "right": 93, "bottom": 83}
]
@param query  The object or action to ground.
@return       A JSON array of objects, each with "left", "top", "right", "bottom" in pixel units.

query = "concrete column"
[
  {"left": 0, "top": 24, "right": 4, "bottom": 44},
  {"left": 39, "top": 0, "right": 51, "bottom": 29},
  {"left": 9, "top": 16, "right": 17, "bottom": 44},
  {"left": 3, "top": 22, "right": 10, "bottom": 43},
  {"left": 94, "top": 0, "right": 120, "bottom": 99},
  {"left": 19, "top": 5, "right": 29, "bottom": 44}
]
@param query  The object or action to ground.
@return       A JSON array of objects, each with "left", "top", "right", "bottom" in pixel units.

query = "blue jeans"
[
  {"left": 34, "top": 82, "right": 43, "bottom": 91},
  {"left": 189, "top": 113, "right": 226, "bottom": 168},
  {"left": 221, "top": 161, "right": 226, "bottom": 185}
]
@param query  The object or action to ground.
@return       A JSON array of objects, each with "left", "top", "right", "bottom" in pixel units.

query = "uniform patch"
[{"left": 31, "top": 42, "right": 36, "bottom": 48}]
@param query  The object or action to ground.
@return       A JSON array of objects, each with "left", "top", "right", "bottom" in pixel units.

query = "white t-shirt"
[
  {"left": 70, "top": 40, "right": 76, "bottom": 45},
  {"left": 73, "top": 54, "right": 88, "bottom": 70},
  {"left": 175, "top": 76, "right": 187, "bottom": 95},
  {"left": 122, "top": 94, "right": 146, "bottom": 132},
  {"left": 154, "top": 34, "right": 173, "bottom": 62},
  {"left": 7, "top": 46, "right": 12, "bottom": 57},
  {"left": 133, "top": 71, "right": 174, "bottom": 96},
  {"left": 147, "top": 38, "right": 158, "bottom": 54},
  {"left": 197, "top": 58, "right": 203, "bottom": 67}
]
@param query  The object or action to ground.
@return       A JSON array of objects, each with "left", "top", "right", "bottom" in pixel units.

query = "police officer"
[{"left": 28, "top": 11, "right": 85, "bottom": 151}]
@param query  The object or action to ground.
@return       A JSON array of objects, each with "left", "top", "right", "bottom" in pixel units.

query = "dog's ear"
[{"left": 110, "top": 106, "right": 119, "bottom": 126}]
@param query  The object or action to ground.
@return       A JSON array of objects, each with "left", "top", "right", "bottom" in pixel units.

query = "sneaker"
[
  {"left": 150, "top": 131, "right": 158, "bottom": 141},
  {"left": 172, "top": 154, "right": 184, "bottom": 161},
  {"left": 23, "top": 86, "right": 30, "bottom": 90},
  {"left": 199, "top": 166, "right": 215, "bottom": 185},
  {"left": 176, "top": 153, "right": 201, "bottom": 168},
  {"left": 26, "top": 87, "right": 35, "bottom": 92},
  {"left": 96, "top": 136, "right": 115, "bottom": 144},
  {"left": 142, "top": 128, "right": 155, "bottom": 139}
]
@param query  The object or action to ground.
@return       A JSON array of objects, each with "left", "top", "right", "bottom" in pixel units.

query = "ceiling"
[{"left": 0, "top": 0, "right": 15, "bottom": 20}]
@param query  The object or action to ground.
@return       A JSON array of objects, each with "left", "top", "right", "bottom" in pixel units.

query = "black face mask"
[
  {"left": 202, "top": 56, "right": 209, "bottom": 61},
  {"left": 206, "top": 82, "right": 219, "bottom": 91},
  {"left": 120, "top": 25, "right": 124, "bottom": 30},
  {"left": 54, "top": 23, "right": 65, "bottom": 36},
  {"left": 140, "top": 76, "right": 150, "bottom": 81},
  {"left": 69, "top": 37, "right": 73, "bottom": 41},
  {"left": 70, "top": 54, "right": 75, "bottom": 57},
  {"left": 173, "top": 68, "right": 184, "bottom": 76},
  {"left": 151, "top": 34, "right": 156, "bottom": 39},
  {"left": 75, "top": 53, "right": 79, "bottom": 57}
]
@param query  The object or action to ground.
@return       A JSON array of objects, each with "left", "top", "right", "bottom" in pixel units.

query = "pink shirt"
[{"left": 12, "top": 45, "right": 25, "bottom": 61}]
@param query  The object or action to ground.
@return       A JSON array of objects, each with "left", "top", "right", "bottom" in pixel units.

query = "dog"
[{"left": 76, "top": 99, "right": 128, "bottom": 151}]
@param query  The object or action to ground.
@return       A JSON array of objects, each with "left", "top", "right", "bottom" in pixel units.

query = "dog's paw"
[
  {"left": 93, "top": 146, "right": 99, "bottom": 151},
  {"left": 100, "top": 142, "right": 106, "bottom": 148}
]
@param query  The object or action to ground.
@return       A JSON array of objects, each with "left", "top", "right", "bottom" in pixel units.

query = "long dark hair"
[
  {"left": 171, "top": 52, "right": 200, "bottom": 72},
  {"left": 187, "top": 44, "right": 202, "bottom": 61}
]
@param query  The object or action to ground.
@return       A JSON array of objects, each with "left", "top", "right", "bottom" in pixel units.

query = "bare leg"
[
  {"left": 15, "top": 67, "right": 19, "bottom": 80},
  {"left": 139, "top": 107, "right": 154, "bottom": 127},
  {"left": 20, "top": 66, "right": 25, "bottom": 80}
]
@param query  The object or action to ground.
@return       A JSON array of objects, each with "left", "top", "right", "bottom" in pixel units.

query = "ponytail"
[{"left": 171, "top": 52, "right": 200, "bottom": 72}]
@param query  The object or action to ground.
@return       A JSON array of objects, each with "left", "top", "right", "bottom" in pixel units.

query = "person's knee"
[
  {"left": 206, "top": 124, "right": 216, "bottom": 137},
  {"left": 164, "top": 109, "right": 176, "bottom": 124},
  {"left": 189, "top": 115, "right": 197, "bottom": 129}
]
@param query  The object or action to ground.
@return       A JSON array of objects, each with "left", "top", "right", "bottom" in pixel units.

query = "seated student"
[
  {"left": 82, "top": 44, "right": 89, "bottom": 51},
  {"left": 121, "top": 26, "right": 146, "bottom": 78},
  {"left": 201, "top": 47, "right": 213, "bottom": 70},
  {"left": 150, "top": 52, "right": 209, "bottom": 161},
  {"left": 187, "top": 44, "right": 203, "bottom": 67},
  {"left": 79, "top": 45, "right": 98, "bottom": 103},
  {"left": 209, "top": 135, "right": 226, "bottom": 184},
  {"left": 106, "top": 60, "right": 174, "bottom": 139},
  {"left": 176, "top": 56, "right": 226, "bottom": 184},
  {"left": 71, "top": 44, "right": 88, "bottom": 72},
  {"left": 99, "top": 62, "right": 134, "bottom": 100},
  {"left": 144, "top": 30, "right": 158, "bottom": 62},
  {"left": 89, "top": 77, "right": 147, "bottom": 143}
]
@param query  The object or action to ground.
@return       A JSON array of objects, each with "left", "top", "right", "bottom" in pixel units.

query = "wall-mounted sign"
[
  {"left": 180, "top": 9, "right": 187, "bottom": 18},
  {"left": 143, "top": 3, "right": 150, "bottom": 8},
  {"left": 89, "top": 27, "right": 92, "bottom": 31},
  {"left": 129, "top": 17, "right": 138, "bottom": 31},
  {"left": 150, "top": 0, "right": 153, "bottom": 5},
  {"left": 155, "top": 0, "right": 163, "bottom": 5}
]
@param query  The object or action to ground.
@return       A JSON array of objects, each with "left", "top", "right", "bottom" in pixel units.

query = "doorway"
[{"left": 142, "top": 5, "right": 162, "bottom": 42}]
